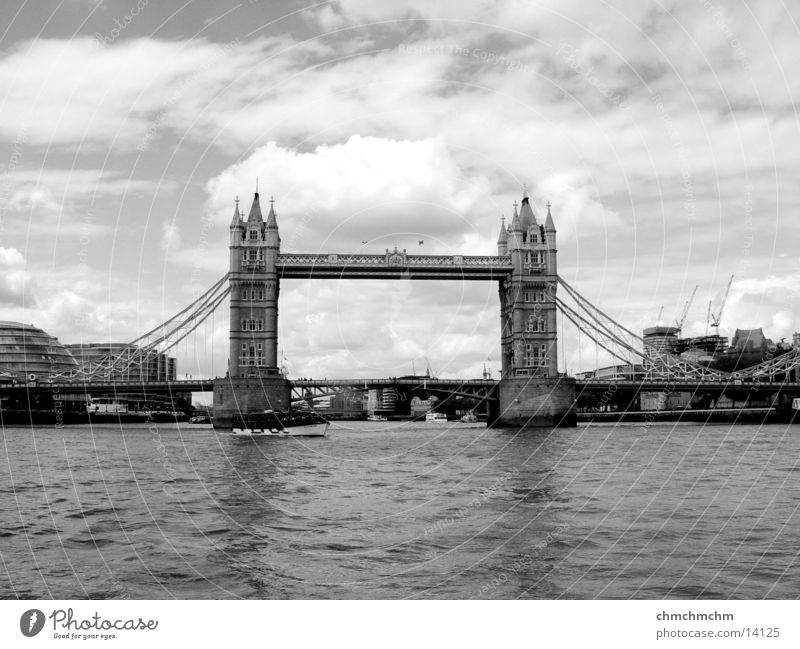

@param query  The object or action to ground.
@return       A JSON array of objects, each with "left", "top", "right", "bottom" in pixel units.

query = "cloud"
[
  {"left": 206, "top": 135, "right": 493, "bottom": 253},
  {"left": 1, "top": 2, "right": 798, "bottom": 377},
  {"left": 160, "top": 222, "right": 181, "bottom": 251},
  {"left": 0, "top": 246, "right": 34, "bottom": 306}
]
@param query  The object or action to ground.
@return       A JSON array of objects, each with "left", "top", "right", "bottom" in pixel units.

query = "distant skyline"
[{"left": 0, "top": 1, "right": 797, "bottom": 378}]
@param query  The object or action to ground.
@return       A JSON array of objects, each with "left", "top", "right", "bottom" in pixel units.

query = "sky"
[{"left": 0, "top": 0, "right": 797, "bottom": 380}]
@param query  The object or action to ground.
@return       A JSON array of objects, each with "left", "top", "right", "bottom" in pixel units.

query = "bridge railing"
[{"left": 278, "top": 253, "right": 512, "bottom": 268}]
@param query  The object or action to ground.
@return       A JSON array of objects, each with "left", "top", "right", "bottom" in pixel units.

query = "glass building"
[{"left": 0, "top": 321, "right": 79, "bottom": 379}]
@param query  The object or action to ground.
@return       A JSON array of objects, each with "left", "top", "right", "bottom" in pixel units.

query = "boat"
[
  {"left": 231, "top": 409, "right": 329, "bottom": 437},
  {"left": 425, "top": 412, "right": 447, "bottom": 422},
  {"left": 367, "top": 414, "right": 387, "bottom": 421},
  {"left": 459, "top": 411, "right": 478, "bottom": 423},
  {"left": 231, "top": 425, "right": 328, "bottom": 437}
]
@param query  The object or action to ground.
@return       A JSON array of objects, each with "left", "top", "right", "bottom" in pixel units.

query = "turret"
[
  {"left": 544, "top": 201, "right": 557, "bottom": 275},
  {"left": 264, "top": 197, "right": 280, "bottom": 256},
  {"left": 229, "top": 197, "right": 243, "bottom": 268},
  {"left": 229, "top": 197, "right": 243, "bottom": 239},
  {"left": 496, "top": 216, "right": 508, "bottom": 256},
  {"left": 544, "top": 201, "right": 556, "bottom": 234},
  {"left": 507, "top": 201, "right": 523, "bottom": 251}
]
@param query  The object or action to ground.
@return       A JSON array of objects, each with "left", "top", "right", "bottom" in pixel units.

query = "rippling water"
[{"left": 1, "top": 420, "right": 799, "bottom": 599}]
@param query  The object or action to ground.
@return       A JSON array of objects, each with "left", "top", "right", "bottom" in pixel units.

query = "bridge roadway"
[
  {"left": 575, "top": 379, "right": 800, "bottom": 392},
  {"left": 4, "top": 377, "right": 798, "bottom": 399},
  {"left": 1, "top": 379, "right": 215, "bottom": 396}
]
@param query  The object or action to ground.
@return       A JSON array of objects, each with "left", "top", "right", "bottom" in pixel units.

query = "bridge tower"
[
  {"left": 213, "top": 191, "right": 289, "bottom": 428},
  {"left": 499, "top": 190, "right": 558, "bottom": 378},
  {"left": 228, "top": 191, "right": 280, "bottom": 377},
  {"left": 492, "top": 190, "right": 576, "bottom": 427}
]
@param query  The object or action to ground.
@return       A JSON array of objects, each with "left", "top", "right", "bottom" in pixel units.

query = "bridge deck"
[{"left": 277, "top": 253, "right": 513, "bottom": 280}]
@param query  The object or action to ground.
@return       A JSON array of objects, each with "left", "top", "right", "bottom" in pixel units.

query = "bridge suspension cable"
[
  {"left": 555, "top": 277, "right": 730, "bottom": 381},
  {"left": 50, "top": 274, "right": 230, "bottom": 381}
]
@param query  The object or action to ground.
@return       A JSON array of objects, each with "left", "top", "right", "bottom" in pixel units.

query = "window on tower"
[
  {"left": 524, "top": 344, "right": 548, "bottom": 367},
  {"left": 248, "top": 249, "right": 257, "bottom": 261},
  {"left": 525, "top": 315, "right": 546, "bottom": 332},
  {"left": 249, "top": 230, "right": 258, "bottom": 241}
]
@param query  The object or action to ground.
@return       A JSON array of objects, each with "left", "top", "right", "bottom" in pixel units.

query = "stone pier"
[
  {"left": 489, "top": 376, "right": 577, "bottom": 428},
  {"left": 212, "top": 376, "right": 290, "bottom": 429}
]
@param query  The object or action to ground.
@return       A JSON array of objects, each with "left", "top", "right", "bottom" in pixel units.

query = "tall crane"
[
  {"left": 710, "top": 275, "right": 734, "bottom": 335},
  {"left": 674, "top": 285, "right": 699, "bottom": 333}
]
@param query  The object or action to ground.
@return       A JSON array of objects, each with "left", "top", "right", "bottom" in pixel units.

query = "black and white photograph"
[{"left": 0, "top": 0, "right": 798, "bottom": 643}]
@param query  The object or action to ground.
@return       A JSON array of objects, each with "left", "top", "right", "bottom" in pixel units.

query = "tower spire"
[
  {"left": 266, "top": 195, "right": 278, "bottom": 229},
  {"left": 247, "top": 189, "right": 263, "bottom": 223},
  {"left": 230, "top": 195, "right": 242, "bottom": 227},
  {"left": 518, "top": 185, "right": 537, "bottom": 230},
  {"left": 497, "top": 214, "right": 508, "bottom": 243},
  {"left": 545, "top": 199, "right": 556, "bottom": 232}
]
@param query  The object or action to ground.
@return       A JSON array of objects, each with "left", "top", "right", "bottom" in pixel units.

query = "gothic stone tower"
[
  {"left": 498, "top": 191, "right": 558, "bottom": 378},
  {"left": 213, "top": 191, "right": 289, "bottom": 428},
  {"left": 491, "top": 190, "right": 575, "bottom": 428},
  {"left": 228, "top": 191, "right": 280, "bottom": 377}
]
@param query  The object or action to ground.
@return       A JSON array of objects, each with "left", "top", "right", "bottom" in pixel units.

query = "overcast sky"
[{"left": 0, "top": 0, "right": 797, "bottom": 380}]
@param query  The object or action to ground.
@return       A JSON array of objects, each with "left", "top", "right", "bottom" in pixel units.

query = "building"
[
  {"left": 676, "top": 334, "right": 727, "bottom": 356},
  {"left": 643, "top": 326, "right": 680, "bottom": 355},
  {"left": 227, "top": 192, "right": 280, "bottom": 378},
  {"left": 0, "top": 321, "right": 78, "bottom": 380},
  {"left": 498, "top": 190, "right": 559, "bottom": 377},
  {"left": 65, "top": 343, "right": 176, "bottom": 382},
  {"left": 730, "top": 328, "right": 768, "bottom": 352},
  {"left": 575, "top": 364, "right": 644, "bottom": 381}
]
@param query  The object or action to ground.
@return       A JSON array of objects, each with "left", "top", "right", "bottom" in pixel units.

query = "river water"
[{"left": 1, "top": 421, "right": 798, "bottom": 599}]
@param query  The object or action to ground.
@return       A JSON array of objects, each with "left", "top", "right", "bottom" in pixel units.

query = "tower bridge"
[
  {"left": 214, "top": 188, "right": 572, "bottom": 428},
  {"left": 5, "top": 187, "right": 800, "bottom": 428}
]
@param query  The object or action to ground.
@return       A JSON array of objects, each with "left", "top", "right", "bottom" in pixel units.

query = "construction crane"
[
  {"left": 710, "top": 275, "right": 734, "bottom": 335},
  {"left": 674, "top": 285, "right": 699, "bottom": 333}
]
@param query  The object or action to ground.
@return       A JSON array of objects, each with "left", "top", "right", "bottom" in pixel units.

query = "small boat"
[
  {"left": 425, "top": 412, "right": 447, "bottom": 423},
  {"left": 231, "top": 409, "right": 329, "bottom": 437},
  {"left": 232, "top": 423, "right": 328, "bottom": 437},
  {"left": 459, "top": 411, "right": 478, "bottom": 423},
  {"left": 367, "top": 414, "right": 387, "bottom": 421}
]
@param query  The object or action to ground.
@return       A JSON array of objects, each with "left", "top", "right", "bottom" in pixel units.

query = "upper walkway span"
[{"left": 276, "top": 251, "right": 514, "bottom": 280}]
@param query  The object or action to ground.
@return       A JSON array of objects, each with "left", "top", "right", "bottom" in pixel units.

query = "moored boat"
[
  {"left": 425, "top": 412, "right": 447, "bottom": 423},
  {"left": 231, "top": 409, "right": 329, "bottom": 437}
]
